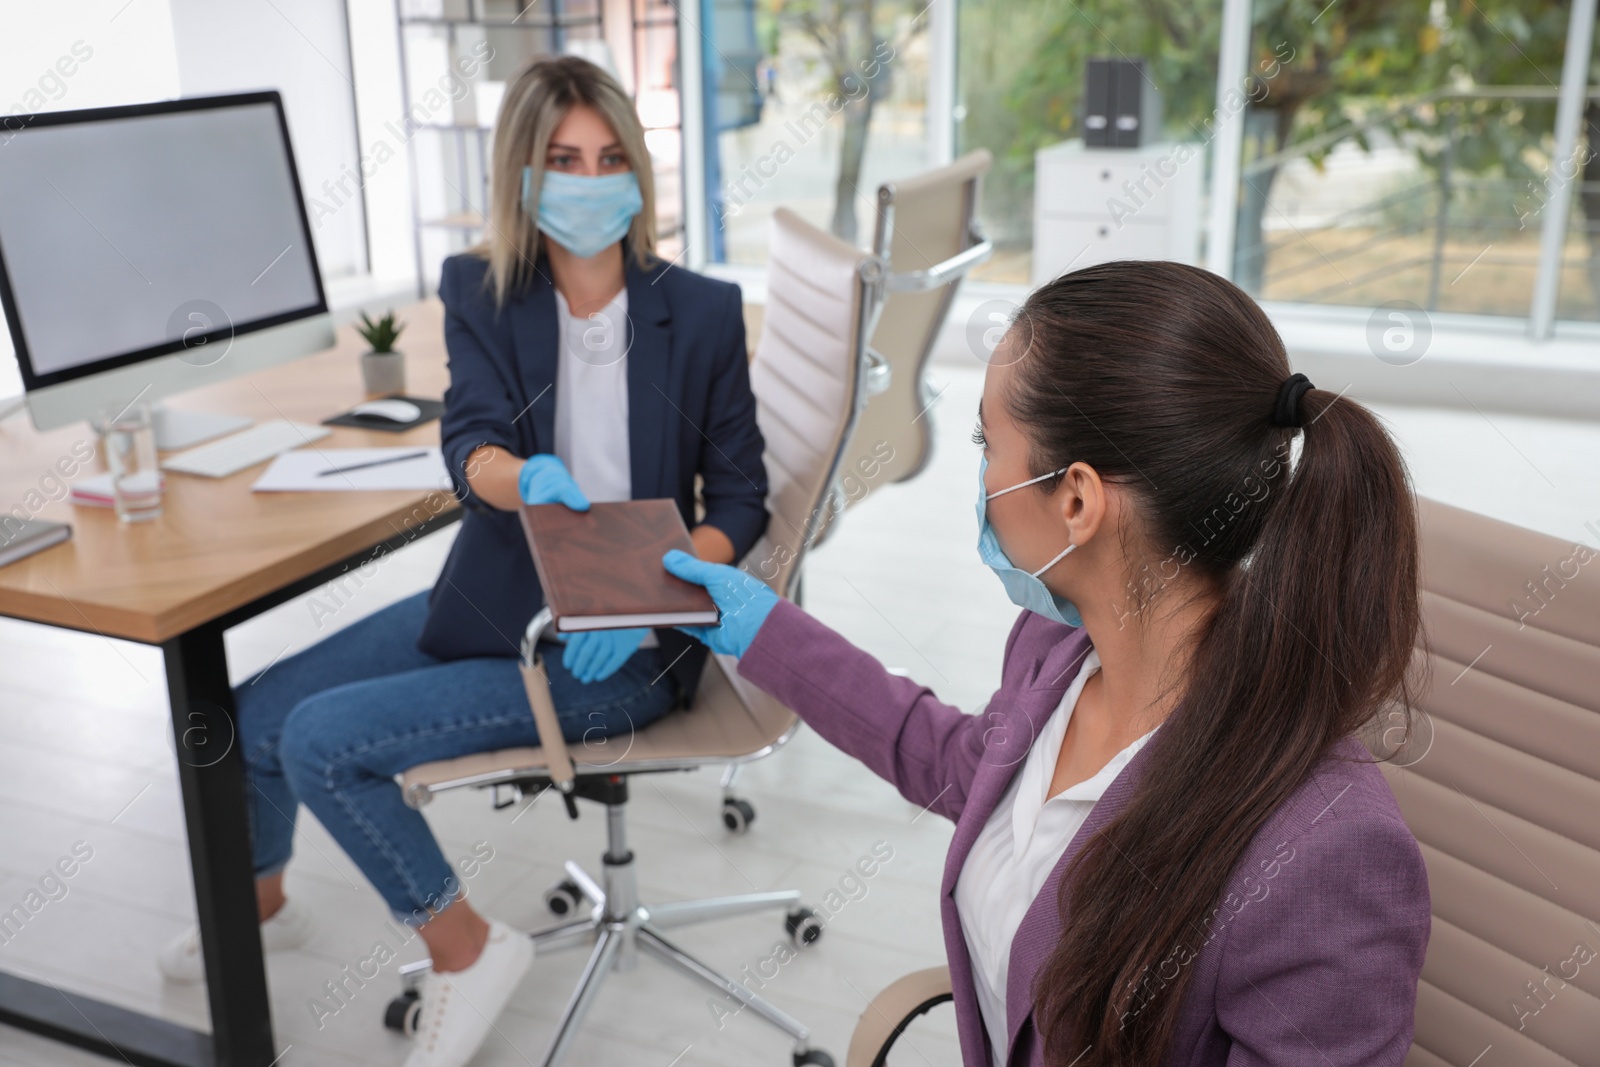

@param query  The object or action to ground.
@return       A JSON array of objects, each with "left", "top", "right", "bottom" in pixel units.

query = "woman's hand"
[
  {"left": 519, "top": 454, "right": 590, "bottom": 510},
  {"left": 661, "top": 549, "right": 777, "bottom": 657},
  {"left": 558, "top": 627, "right": 648, "bottom": 684}
]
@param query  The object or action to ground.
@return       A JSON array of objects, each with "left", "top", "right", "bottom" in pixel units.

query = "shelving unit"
[{"left": 394, "top": 0, "right": 687, "bottom": 296}]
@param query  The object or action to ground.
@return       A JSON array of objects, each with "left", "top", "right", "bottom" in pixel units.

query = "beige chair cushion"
[
  {"left": 402, "top": 654, "right": 799, "bottom": 794},
  {"left": 1371, "top": 498, "right": 1600, "bottom": 1066},
  {"left": 745, "top": 206, "right": 873, "bottom": 599}
]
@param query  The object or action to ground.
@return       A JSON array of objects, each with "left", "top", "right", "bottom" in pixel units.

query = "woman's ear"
[{"left": 1060, "top": 462, "right": 1107, "bottom": 547}]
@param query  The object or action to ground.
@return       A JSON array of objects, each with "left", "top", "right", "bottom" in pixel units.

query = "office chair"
[
  {"left": 1368, "top": 497, "right": 1600, "bottom": 1066},
  {"left": 846, "top": 966, "right": 953, "bottom": 1067},
  {"left": 843, "top": 497, "right": 1600, "bottom": 1066},
  {"left": 811, "top": 150, "right": 993, "bottom": 547},
  {"left": 721, "top": 152, "right": 995, "bottom": 828},
  {"left": 390, "top": 207, "right": 887, "bottom": 1067}
]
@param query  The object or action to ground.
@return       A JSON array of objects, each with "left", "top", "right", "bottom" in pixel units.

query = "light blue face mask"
[
  {"left": 523, "top": 167, "right": 643, "bottom": 259},
  {"left": 976, "top": 455, "right": 1083, "bottom": 627}
]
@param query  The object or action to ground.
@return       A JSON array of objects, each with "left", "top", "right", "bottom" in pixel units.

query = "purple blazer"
[{"left": 738, "top": 600, "right": 1430, "bottom": 1067}]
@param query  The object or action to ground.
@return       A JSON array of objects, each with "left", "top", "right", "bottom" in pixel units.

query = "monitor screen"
[{"left": 0, "top": 94, "right": 325, "bottom": 388}]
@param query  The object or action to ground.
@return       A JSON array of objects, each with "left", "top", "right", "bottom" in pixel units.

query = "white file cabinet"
[{"left": 1032, "top": 138, "right": 1203, "bottom": 287}]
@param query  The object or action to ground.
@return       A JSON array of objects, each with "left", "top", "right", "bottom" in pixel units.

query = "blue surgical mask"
[
  {"left": 976, "top": 455, "right": 1083, "bottom": 627},
  {"left": 523, "top": 167, "right": 643, "bottom": 259}
]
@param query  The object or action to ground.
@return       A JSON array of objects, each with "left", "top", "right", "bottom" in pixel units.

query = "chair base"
[{"left": 383, "top": 784, "right": 835, "bottom": 1067}]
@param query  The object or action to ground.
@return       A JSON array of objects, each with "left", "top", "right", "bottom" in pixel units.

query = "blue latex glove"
[
  {"left": 519, "top": 454, "right": 590, "bottom": 510},
  {"left": 558, "top": 627, "right": 649, "bottom": 684},
  {"left": 660, "top": 549, "right": 778, "bottom": 657}
]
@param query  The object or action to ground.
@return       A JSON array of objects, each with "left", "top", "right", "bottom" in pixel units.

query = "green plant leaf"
[{"left": 356, "top": 309, "right": 404, "bottom": 353}]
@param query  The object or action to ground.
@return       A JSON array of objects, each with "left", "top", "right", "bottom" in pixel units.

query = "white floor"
[{"left": 2, "top": 364, "right": 1599, "bottom": 1067}]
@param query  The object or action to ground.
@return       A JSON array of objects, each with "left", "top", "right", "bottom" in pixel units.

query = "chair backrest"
[
  {"left": 849, "top": 150, "right": 993, "bottom": 489},
  {"left": 1366, "top": 497, "right": 1600, "bottom": 1065},
  {"left": 742, "top": 207, "right": 882, "bottom": 600}
]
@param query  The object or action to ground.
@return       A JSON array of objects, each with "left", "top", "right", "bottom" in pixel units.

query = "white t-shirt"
[
  {"left": 553, "top": 286, "right": 631, "bottom": 503},
  {"left": 550, "top": 285, "right": 656, "bottom": 649},
  {"left": 953, "top": 648, "right": 1159, "bottom": 1065}
]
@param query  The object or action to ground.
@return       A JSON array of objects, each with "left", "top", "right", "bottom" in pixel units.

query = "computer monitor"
[{"left": 0, "top": 91, "right": 335, "bottom": 448}]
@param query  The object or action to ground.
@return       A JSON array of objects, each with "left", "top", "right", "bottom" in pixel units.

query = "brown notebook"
[{"left": 519, "top": 498, "right": 719, "bottom": 632}]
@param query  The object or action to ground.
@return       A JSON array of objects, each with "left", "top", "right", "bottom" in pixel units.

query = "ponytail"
[{"left": 1008, "top": 262, "right": 1422, "bottom": 1065}]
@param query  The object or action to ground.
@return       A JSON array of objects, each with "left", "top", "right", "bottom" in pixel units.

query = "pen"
[{"left": 317, "top": 450, "right": 431, "bottom": 477}]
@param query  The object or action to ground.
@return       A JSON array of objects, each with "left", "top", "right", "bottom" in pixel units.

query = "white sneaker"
[
  {"left": 157, "top": 896, "right": 315, "bottom": 984},
  {"left": 404, "top": 920, "right": 534, "bottom": 1067}
]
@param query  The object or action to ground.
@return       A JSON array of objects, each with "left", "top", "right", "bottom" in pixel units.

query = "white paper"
[{"left": 251, "top": 447, "right": 453, "bottom": 492}]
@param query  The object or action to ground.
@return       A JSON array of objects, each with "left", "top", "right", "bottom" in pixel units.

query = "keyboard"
[{"left": 161, "top": 419, "right": 332, "bottom": 478}]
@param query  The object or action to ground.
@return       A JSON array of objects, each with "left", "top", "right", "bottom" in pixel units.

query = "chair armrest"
[
  {"left": 847, "top": 965, "right": 954, "bottom": 1067},
  {"left": 520, "top": 607, "right": 574, "bottom": 791},
  {"left": 884, "top": 231, "right": 993, "bottom": 292}
]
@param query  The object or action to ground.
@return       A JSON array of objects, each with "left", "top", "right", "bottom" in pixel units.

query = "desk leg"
[{"left": 163, "top": 621, "right": 276, "bottom": 1067}]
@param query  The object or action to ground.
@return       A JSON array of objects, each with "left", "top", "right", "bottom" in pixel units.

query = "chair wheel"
[
  {"left": 722, "top": 797, "right": 756, "bottom": 834},
  {"left": 544, "top": 879, "right": 583, "bottom": 916},
  {"left": 793, "top": 1049, "right": 835, "bottom": 1067},
  {"left": 383, "top": 991, "right": 420, "bottom": 1036},
  {"left": 785, "top": 906, "right": 823, "bottom": 948}
]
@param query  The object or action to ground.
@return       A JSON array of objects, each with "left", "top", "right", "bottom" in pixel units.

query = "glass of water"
[{"left": 94, "top": 400, "right": 163, "bottom": 522}]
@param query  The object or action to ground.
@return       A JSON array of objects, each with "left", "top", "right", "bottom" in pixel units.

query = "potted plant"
[{"left": 357, "top": 310, "right": 407, "bottom": 397}]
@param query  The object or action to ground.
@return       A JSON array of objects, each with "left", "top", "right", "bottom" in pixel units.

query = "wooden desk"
[
  {"left": 0, "top": 300, "right": 457, "bottom": 642},
  {"left": 1, "top": 293, "right": 760, "bottom": 639},
  {"left": 0, "top": 301, "right": 460, "bottom": 1067}
]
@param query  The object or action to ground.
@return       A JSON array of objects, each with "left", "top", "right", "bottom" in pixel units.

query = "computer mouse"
[{"left": 350, "top": 398, "right": 422, "bottom": 424}]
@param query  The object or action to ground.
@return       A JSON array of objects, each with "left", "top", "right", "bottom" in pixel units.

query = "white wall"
[
  {"left": 0, "top": 0, "right": 184, "bottom": 399},
  {"left": 0, "top": 2, "right": 179, "bottom": 114},
  {"left": 345, "top": 0, "right": 420, "bottom": 295},
  {"left": 165, "top": 0, "right": 368, "bottom": 280}
]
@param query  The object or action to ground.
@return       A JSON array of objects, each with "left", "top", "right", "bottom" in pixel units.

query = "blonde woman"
[{"left": 156, "top": 56, "right": 767, "bottom": 1067}]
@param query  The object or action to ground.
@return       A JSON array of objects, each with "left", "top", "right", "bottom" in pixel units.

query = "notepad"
[
  {"left": 0, "top": 518, "right": 71, "bottom": 568},
  {"left": 251, "top": 447, "right": 452, "bottom": 492},
  {"left": 69, "top": 471, "right": 168, "bottom": 508}
]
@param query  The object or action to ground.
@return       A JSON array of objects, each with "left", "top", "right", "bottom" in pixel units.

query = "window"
[
  {"left": 1227, "top": 0, "right": 1569, "bottom": 320},
  {"left": 702, "top": 0, "right": 932, "bottom": 263},
  {"left": 1554, "top": 15, "right": 1600, "bottom": 322},
  {"left": 953, "top": 0, "right": 1225, "bottom": 284}
]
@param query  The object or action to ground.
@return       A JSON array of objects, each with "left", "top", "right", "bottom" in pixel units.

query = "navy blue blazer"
[{"left": 417, "top": 242, "right": 769, "bottom": 705}]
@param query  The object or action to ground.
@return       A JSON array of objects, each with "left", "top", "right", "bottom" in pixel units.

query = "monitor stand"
[{"left": 151, "top": 404, "right": 253, "bottom": 451}]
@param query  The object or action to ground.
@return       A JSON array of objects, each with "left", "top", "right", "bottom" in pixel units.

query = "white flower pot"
[{"left": 361, "top": 350, "right": 406, "bottom": 397}]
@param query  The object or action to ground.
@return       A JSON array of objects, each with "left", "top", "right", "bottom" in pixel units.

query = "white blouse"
[
  {"left": 553, "top": 286, "right": 632, "bottom": 504},
  {"left": 551, "top": 286, "right": 656, "bottom": 648},
  {"left": 953, "top": 648, "right": 1158, "bottom": 1065}
]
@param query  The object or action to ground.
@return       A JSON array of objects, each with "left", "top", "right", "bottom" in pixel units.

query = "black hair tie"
[{"left": 1271, "top": 373, "right": 1314, "bottom": 428}]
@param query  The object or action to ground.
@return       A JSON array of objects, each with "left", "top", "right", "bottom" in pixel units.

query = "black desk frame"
[{"left": 0, "top": 507, "right": 461, "bottom": 1067}]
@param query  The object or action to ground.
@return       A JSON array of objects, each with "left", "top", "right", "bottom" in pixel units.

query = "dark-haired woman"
[{"left": 663, "top": 260, "right": 1430, "bottom": 1066}]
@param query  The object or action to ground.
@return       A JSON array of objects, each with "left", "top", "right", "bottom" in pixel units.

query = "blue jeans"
[{"left": 236, "top": 589, "right": 678, "bottom": 923}]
